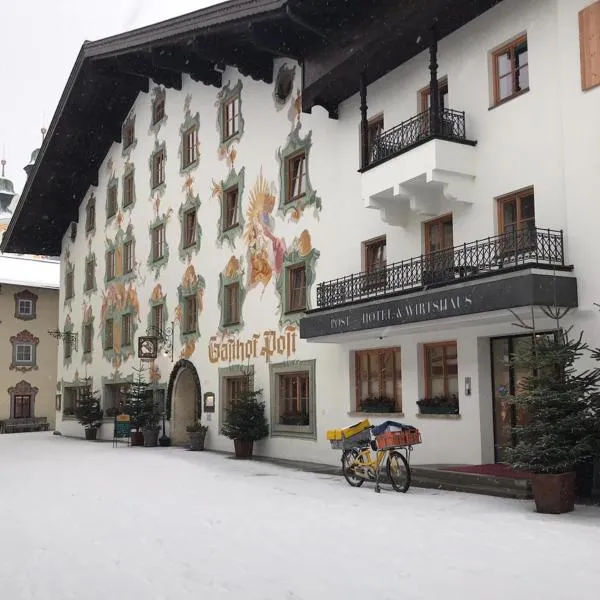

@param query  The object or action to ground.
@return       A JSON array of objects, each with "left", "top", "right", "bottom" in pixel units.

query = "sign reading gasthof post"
[{"left": 113, "top": 414, "right": 131, "bottom": 447}]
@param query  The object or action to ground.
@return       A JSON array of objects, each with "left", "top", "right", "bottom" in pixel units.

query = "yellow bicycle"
[{"left": 341, "top": 427, "right": 412, "bottom": 493}]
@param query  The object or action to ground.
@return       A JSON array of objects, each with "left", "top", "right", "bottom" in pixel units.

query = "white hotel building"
[{"left": 3, "top": 0, "right": 599, "bottom": 467}]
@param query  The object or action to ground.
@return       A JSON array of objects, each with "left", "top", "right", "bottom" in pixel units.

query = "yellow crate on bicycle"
[{"left": 327, "top": 419, "right": 371, "bottom": 449}]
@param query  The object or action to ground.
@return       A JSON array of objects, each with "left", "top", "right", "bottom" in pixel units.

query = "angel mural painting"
[{"left": 244, "top": 170, "right": 286, "bottom": 292}]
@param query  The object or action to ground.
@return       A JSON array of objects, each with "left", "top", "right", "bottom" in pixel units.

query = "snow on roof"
[{"left": 0, "top": 253, "right": 60, "bottom": 289}]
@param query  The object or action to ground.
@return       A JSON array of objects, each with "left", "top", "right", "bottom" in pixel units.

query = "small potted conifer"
[
  {"left": 221, "top": 374, "right": 269, "bottom": 459},
  {"left": 75, "top": 387, "right": 103, "bottom": 441},
  {"left": 186, "top": 422, "right": 208, "bottom": 451}
]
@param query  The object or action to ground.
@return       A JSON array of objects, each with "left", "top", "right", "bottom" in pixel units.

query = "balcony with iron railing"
[
  {"left": 359, "top": 107, "right": 478, "bottom": 225},
  {"left": 316, "top": 228, "right": 568, "bottom": 310}
]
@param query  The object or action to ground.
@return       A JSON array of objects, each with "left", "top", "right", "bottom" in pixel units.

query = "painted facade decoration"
[
  {"left": 218, "top": 255, "right": 246, "bottom": 334},
  {"left": 9, "top": 330, "right": 40, "bottom": 372},
  {"left": 83, "top": 245, "right": 97, "bottom": 296},
  {"left": 122, "top": 161, "right": 136, "bottom": 213},
  {"left": 105, "top": 223, "right": 136, "bottom": 286},
  {"left": 62, "top": 315, "right": 73, "bottom": 368},
  {"left": 273, "top": 63, "right": 296, "bottom": 108},
  {"left": 176, "top": 264, "right": 205, "bottom": 359},
  {"left": 178, "top": 178, "right": 202, "bottom": 262},
  {"left": 106, "top": 174, "right": 118, "bottom": 227},
  {"left": 148, "top": 139, "right": 167, "bottom": 198},
  {"left": 211, "top": 166, "right": 245, "bottom": 249},
  {"left": 121, "top": 112, "right": 137, "bottom": 159},
  {"left": 179, "top": 95, "right": 200, "bottom": 174},
  {"left": 216, "top": 79, "right": 244, "bottom": 155},
  {"left": 81, "top": 303, "right": 94, "bottom": 364},
  {"left": 277, "top": 122, "right": 322, "bottom": 221},
  {"left": 275, "top": 229, "right": 320, "bottom": 327},
  {"left": 149, "top": 86, "right": 167, "bottom": 136},
  {"left": 7, "top": 380, "right": 39, "bottom": 418},
  {"left": 147, "top": 208, "right": 173, "bottom": 278},
  {"left": 244, "top": 170, "right": 285, "bottom": 291},
  {"left": 208, "top": 325, "right": 298, "bottom": 364}
]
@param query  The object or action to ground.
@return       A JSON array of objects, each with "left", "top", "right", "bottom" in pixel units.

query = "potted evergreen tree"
[
  {"left": 221, "top": 375, "right": 269, "bottom": 458},
  {"left": 186, "top": 422, "right": 208, "bottom": 451},
  {"left": 75, "top": 387, "right": 103, "bottom": 441},
  {"left": 141, "top": 395, "right": 161, "bottom": 447},
  {"left": 506, "top": 327, "right": 600, "bottom": 513},
  {"left": 122, "top": 365, "right": 150, "bottom": 447}
]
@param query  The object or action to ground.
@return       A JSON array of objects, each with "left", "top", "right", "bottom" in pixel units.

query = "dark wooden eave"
[{"left": 1, "top": 0, "right": 505, "bottom": 256}]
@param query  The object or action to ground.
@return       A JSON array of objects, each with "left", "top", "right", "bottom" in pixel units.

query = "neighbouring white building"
[{"left": 3, "top": 0, "right": 600, "bottom": 466}]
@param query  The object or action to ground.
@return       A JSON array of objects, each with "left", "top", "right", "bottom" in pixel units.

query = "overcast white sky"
[{"left": 0, "top": 0, "right": 227, "bottom": 194}]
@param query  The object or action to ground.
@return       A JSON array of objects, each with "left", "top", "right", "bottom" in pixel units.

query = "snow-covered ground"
[{"left": 1, "top": 433, "right": 599, "bottom": 599}]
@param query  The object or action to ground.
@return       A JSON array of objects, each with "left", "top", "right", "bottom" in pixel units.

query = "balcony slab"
[{"left": 362, "top": 138, "right": 477, "bottom": 225}]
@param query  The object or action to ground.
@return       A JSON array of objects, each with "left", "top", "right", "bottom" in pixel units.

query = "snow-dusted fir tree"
[{"left": 506, "top": 306, "right": 600, "bottom": 473}]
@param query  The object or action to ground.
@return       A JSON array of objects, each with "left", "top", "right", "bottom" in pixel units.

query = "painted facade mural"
[
  {"left": 148, "top": 86, "right": 167, "bottom": 136},
  {"left": 81, "top": 303, "right": 94, "bottom": 364},
  {"left": 175, "top": 264, "right": 205, "bottom": 359},
  {"left": 217, "top": 255, "right": 246, "bottom": 334},
  {"left": 275, "top": 229, "right": 320, "bottom": 327},
  {"left": 277, "top": 122, "right": 322, "bottom": 221},
  {"left": 216, "top": 79, "right": 244, "bottom": 156},
  {"left": 243, "top": 170, "right": 285, "bottom": 291},
  {"left": 211, "top": 166, "right": 245, "bottom": 249}
]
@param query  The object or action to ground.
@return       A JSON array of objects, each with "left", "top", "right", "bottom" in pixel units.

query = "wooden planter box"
[{"left": 418, "top": 404, "right": 459, "bottom": 415}]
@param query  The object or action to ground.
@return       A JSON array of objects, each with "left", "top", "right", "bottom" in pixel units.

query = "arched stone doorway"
[{"left": 167, "top": 359, "right": 201, "bottom": 446}]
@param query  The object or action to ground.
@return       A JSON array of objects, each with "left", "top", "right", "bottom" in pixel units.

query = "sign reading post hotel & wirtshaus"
[{"left": 299, "top": 272, "right": 579, "bottom": 339}]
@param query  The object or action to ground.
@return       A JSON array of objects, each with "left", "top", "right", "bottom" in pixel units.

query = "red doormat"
[{"left": 443, "top": 464, "right": 532, "bottom": 480}]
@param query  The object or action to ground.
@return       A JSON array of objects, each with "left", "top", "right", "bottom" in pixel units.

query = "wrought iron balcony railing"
[
  {"left": 367, "top": 107, "right": 468, "bottom": 167},
  {"left": 316, "top": 228, "right": 566, "bottom": 309}
]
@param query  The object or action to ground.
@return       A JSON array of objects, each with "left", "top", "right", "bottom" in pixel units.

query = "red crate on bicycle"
[{"left": 376, "top": 429, "right": 422, "bottom": 450}]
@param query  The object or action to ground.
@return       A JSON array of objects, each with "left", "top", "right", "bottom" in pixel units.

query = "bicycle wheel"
[
  {"left": 386, "top": 450, "right": 411, "bottom": 492},
  {"left": 341, "top": 448, "right": 365, "bottom": 487}
]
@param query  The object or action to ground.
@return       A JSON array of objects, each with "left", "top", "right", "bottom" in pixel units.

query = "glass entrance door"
[{"left": 490, "top": 336, "right": 533, "bottom": 462}]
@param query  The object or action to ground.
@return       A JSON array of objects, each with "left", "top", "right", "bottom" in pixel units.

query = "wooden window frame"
[
  {"left": 123, "top": 172, "right": 134, "bottom": 207},
  {"left": 497, "top": 187, "right": 535, "bottom": 234},
  {"left": 367, "top": 114, "right": 384, "bottom": 150},
  {"left": 84, "top": 259, "right": 94, "bottom": 291},
  {"left": 424, "top": 214, "right": 453, "bottom": 255},
  {"left": 423, "top": 341, "right": 458, "bottom": 398},
  {"left": 362, "top": 235, "right": 387, "bottom": 289},
  {"left": 285, "top": 263, "right": 307, "bottom": 314},
  {"left": 222, "top": 96, "right": 241, "bottom": 141},
  {"left": 85, "top": 198, "right": 96, "bottom": 232},
  {"left": 151, "top": 304, "right": 164, "bottom": 330},
  {"left": 183, "top": 209, "right": 196, "bottom": 248},
  {"left": 107, "top": 185, "right": 118, "bottom": 219},
  {"left": 121, "top": 313, "right": 133, "bottom": 347},
  {"left": 492, "top": 34, "right": 529, "bottom": 106},
  {"left": 354, "top": 347, "right": 402, "bottom": 413},
  {"left": 13, "top": 394, "right": 32, "bottom": 419},
  {"left": 184, "top": 294, "right": 197, "bottom": 334},
  {"left": 123, "top": 240, "right": 134, "bottom": 274},
  {"left": 106, "top": 250, "right": 116, "bottom": 281},
  {"left": 223, "top": 282, "right": 240, "bottom": 326},
  {"left": 152, "top": 150, "right": 165, "bottom": 189},
  {"left": 580, "top": 2, "right": 600, "bottom": 91},
  {"left": 104, "top": 318, "right": 114, "bottom": 350},
  {"left": 151, "top": 224, "right": 165, "bottom": 262},
  {"left": 223, "top": 186, "right": 239, "bottom": 231},
  {"left": 286, "top": 151, "right": 307, "bottom": 204},
  {"left": 183, "top": 126, "right": 198, "bottom": 168},
  {"left": 223, "top": 375, "right": 246, "bottom": 421},
  {"left": 419, "top": 77, "right": 449, "bottom": 112},
  {"left": 277, "top": 371, "right": 311, "bottom": 427},
  {"left": 64, "top": 335, "right": 73, "bottom": 360},
  {"left": 83, "top": 323, "right": 93, "bottom": 354}
]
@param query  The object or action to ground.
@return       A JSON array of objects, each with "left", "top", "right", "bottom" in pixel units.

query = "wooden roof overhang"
[{"left": 1, "top": 0, "right": 503, "bottom": 256}]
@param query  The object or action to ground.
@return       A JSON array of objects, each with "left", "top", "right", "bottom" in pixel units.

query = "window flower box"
[
  {"left": 417, "top": 395, "right": 459, "bottom": 415},
  {"left": 358, "top": 396, "right": 397, "bottom": 413}
]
